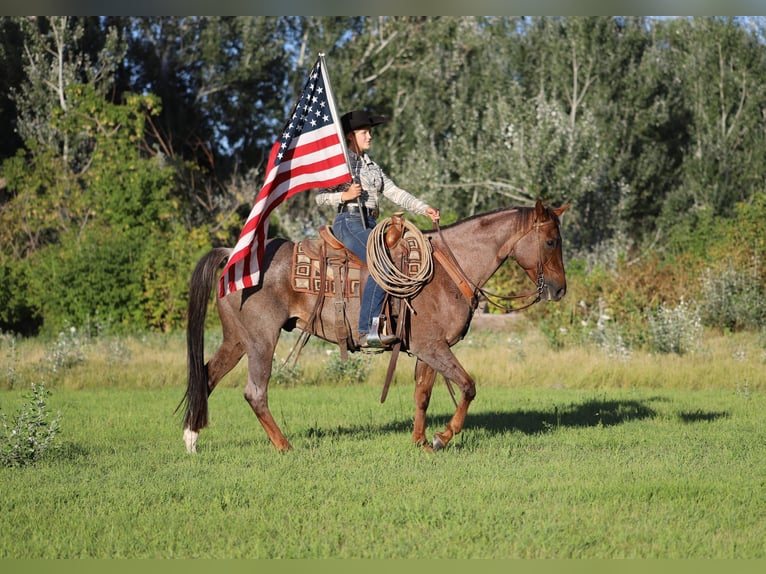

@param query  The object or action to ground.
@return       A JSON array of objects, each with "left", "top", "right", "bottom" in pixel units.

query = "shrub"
[
  {"left": 46, "top": 326, "right": 87, "bottom": 373},
  {"left": 1, "top": 382, "right": 62, "bottom": 468},
  {"left": 698, "top": 258, "right": 765, "bottom": 332},
  {"left": 647, "top": 299, "right": 702, "bottom": 355},
  {"left": 587, "top": 299, "right": 632, "bottom": 360},
  {"left": 270, "top": 356, "right": 304, "bottom": 386},
  {"left": 322, "top": 352, "right": 370, "bottom": 385}
]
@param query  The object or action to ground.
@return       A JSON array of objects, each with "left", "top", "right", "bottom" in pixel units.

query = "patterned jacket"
[{"left": 315, "top": 150, "right": 430, "bottom": 215}]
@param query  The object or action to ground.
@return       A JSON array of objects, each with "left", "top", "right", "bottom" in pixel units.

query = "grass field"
[{"left": 1, "top": 323, "right": 765, "bottom": 558}]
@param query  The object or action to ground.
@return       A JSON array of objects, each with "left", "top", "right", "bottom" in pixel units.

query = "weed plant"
[
  {"left": 321, "top": 352, "right": 371, "bottom": 385},
  {"left": 46, "top": 326, "right": 86, "bottom": 373},
  {"left": 699, "top": 258, "right": 766, "bottom": 332},
  {"left": 0, "top": 382, "right": 61, "bottom": 468},
  {"left": 647, "top": 298, "right": 703, "bottom": 355},
  {"left": 0, "top": 333, "right": 19, "bottom": 389}
]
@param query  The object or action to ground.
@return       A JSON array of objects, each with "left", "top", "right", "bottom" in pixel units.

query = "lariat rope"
[{"left": 366, "top": 217, "right": 433, "bottom": 299}]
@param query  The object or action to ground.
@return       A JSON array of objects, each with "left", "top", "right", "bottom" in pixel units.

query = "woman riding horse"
[{"left": 315, "top": 110, "right": 441, "bottom": 348}]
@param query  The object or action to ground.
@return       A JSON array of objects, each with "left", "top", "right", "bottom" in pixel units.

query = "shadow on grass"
[
  {"left": 432, "top": 398, "right": 658, "bottom": 436},
  {"left": 295, "top": 397, "right": 661, "bottom": 442},
  {"left": 678, "top": 410, "right": 729, "bottom": 423},
  {"left": 199, "top": 397, "right": 732, "bottom": 450}
]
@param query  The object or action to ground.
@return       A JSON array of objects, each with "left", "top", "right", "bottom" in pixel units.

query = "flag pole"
[{"left": 319, "top": 53, "right": 366, "bottom": 229}]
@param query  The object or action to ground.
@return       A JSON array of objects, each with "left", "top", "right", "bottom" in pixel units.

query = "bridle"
[{"left": 433, "top": 213, "right": 556, "bottom": 313}]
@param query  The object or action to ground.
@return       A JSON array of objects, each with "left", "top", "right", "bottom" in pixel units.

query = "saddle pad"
[{"left": 291, "top": 240, "right": 361, "bottom": 298}]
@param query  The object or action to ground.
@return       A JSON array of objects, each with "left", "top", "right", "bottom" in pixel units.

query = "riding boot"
[{"left": 359, "top": 316, "right": 398, "bottom": 348}]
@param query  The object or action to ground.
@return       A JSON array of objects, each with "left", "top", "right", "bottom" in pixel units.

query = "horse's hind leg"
[
  {"left": 207, "top": 339, "right": 245, "bottom": 394},
  {"left": 412, "top": 359, "right": 437, "bottom": 451},
  {"left": 184, "top": 339, "right": 244, "bottom": 453},
  {"left": 243, "top": 342, "right": 292, "bottom": 452}
]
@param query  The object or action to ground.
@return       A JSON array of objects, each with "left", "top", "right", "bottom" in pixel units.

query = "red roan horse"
[{"left": 180, "top": 200, "right": 568, "bottom": 452}]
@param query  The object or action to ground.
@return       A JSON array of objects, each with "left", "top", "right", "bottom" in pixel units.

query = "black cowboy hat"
[{"left": 341, "top": 110, "right": 388, "bottom": 134}]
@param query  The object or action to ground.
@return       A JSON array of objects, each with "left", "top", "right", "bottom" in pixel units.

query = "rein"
[{"left": 433, "top": 215, "right": 553, "bottom": 313}]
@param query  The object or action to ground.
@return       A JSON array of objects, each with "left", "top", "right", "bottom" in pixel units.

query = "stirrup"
[
  {"left": 360, "top": 333, "right": 397, "bottom": 349},
  {"left": 364, "top": 316, "right": 397, "bottom": 348}
]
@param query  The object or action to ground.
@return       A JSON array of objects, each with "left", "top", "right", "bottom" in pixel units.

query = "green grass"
[
  {"left": 1, "top": 384, "right": 765, "bottom": 558},
  {"left": 1, "top": 327, "right": 765, "bottom": 558}
]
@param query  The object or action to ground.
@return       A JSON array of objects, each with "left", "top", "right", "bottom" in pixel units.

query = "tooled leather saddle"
[{"left": 289, "top": 213, "right": 422, "bottom": 359}]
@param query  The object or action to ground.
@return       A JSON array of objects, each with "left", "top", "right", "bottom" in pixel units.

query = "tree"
[
  {"left": 663, "top": 17, "right": 766, "bottom": 223},
  {"left": 0, "top": 17, "right": 25, "bottom": 161},
  {"left": 2, "top": 83, "right": 179, "bottom": 333},
  {"left": 116, "top": 16, "right": 299, "bottom": 237}
]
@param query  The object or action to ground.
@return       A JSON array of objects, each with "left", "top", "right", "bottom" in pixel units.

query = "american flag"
[{"left": 218, "top": 55, "right": 350, "bottom": 297}]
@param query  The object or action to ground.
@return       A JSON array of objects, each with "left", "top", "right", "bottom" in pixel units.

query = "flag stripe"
[{"left": 218, "top": 56, "right": 350, "bottom": 297}]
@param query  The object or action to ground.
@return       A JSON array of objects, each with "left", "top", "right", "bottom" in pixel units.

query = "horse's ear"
[
  {"left": 552, "top": 203, "right": 570, "bottom": 218},
  {"left": 535, "top": 199, "right": 545, "bottom": 219}
]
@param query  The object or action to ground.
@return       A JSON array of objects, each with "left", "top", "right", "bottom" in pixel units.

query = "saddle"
[
  {"left": 289, "top": 213, "right": 421, "bottom": 360},
  {"left": 291, "top": 227, "right": 364, "bottom": 298}
]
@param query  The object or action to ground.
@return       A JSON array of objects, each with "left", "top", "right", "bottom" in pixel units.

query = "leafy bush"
[
  {"left": 647, "top": 299, "right": 702, "bottom": 355},
  {"left": 587, "top": 299, "right": 632, "bottom": 360},
  {"left": 698, "top": 259, "right": 765, "bottom": 332},
  {"left": 322, "top": 352, "right": 370, "bottom": 385},
  {"left": 45, "top": 326, "right": 87, "bottom": 373},
  {"left": 270, "top": 356, "right": 304, "bottom": 386},
  {"left": 1, "top": 382, "right": 61, "bottom": 468},
  {"left": 0, "top": 262, "right": 42, "bottom": 336}
]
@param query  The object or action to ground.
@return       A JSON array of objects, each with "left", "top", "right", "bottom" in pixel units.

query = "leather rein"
[{"left": 432, "top": 215, "right": 555, "bottom": 313}]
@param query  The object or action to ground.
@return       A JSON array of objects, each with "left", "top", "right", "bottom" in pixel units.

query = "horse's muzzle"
[{"left": 544, "top": 284, "right": 566, "bottom": 301}]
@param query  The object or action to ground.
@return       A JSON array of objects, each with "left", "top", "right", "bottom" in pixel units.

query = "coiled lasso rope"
[{"left": 366, "top": 216, "right": 433, "bottom": 299}]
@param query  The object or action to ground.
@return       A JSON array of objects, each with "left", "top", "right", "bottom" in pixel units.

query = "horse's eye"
[{"left": 546, "top": 239, "right": 556, "bottom": 248}]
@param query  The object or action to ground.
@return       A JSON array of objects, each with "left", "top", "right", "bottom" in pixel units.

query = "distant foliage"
[
  {"left": 3, "top": 16, "right": 766, "bottom": 337},
  {"left": 699, "top": 260, "right": 766, "bottom": 332},
  {"left": 647, "top": 299, "right": 703, "bottom": 355},
  {"left": 322, "top": 353, "right": 371, "bottom": 385}
]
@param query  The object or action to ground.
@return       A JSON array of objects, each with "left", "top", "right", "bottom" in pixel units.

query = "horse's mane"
[{"left": 423, "top": 205, "right": 533, "bottom": 234}]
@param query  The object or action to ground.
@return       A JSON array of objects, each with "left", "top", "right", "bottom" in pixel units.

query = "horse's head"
[{"left": 512, "top": 200, "right": 568, "bottom": 302}]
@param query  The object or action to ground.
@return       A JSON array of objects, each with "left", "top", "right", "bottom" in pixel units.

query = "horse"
[{"left": 180, "top": 199, "right": 568, "bottom": 453}]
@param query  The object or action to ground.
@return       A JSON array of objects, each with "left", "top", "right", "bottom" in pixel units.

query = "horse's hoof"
[
  {"left": 414, "top": 439, "right": 434, "bottom": 453},
  {"left": 183, "top": 427, "right": 198, "bottom": 453},
  {"left": 432, "top": 434, "right": 444, "bottom": 452}
]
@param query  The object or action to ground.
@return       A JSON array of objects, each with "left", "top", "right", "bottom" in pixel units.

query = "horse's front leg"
[
  {"left": 412, "top": 359, "right": 437, "bottom": 451},
  {"left": 422, "top": 349, "right": 476, "bottom": 452},
  {"left": 432, "top": 386, "right": 474, "bottom": 451}
]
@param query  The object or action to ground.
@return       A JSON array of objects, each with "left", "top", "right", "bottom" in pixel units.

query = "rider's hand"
[
  {"left": 341, "top": 183, "right": 362, "bottom": 202},
  {"left": 425, "top": 207, "right": 440, "bottom": 223}
]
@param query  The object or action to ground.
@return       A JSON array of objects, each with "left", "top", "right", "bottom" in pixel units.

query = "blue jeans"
[{"left": 333, "top": 211, "right": 385, "bottom": 335}]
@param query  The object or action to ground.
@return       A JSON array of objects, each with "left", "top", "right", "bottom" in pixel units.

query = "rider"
[{"left": 315, "top": 110, "right": 440, "bottom": 348}]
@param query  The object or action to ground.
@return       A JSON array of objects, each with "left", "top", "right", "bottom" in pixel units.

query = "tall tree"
[
  {"left": 1, "top": 16, "right": 126, "bottom": 259},
  {"left": 117, "top": 16, "right": 298, "bottom": 237},
  {"left": 663, "top": 17, "right": 766, "bottom": 223},
  {"left": 0, "top": 18, "right": 25, "bottom": 162}
]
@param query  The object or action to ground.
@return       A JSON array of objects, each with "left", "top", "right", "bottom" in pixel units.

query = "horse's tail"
[{"left": 179, "top": 247, "right": 232, "bottom": 431}]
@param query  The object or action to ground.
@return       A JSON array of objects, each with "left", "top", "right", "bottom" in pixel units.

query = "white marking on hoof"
[
  {"left": 432, "top": 434, "right": 444, "bottom": 452},
  {"left": 184, "top": 427, "right": 199, "bottom": 453}
]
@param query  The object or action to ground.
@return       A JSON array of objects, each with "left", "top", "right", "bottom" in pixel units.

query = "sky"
[{"left": 4, "top": 1, "right": 766, "bottom": 17}]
